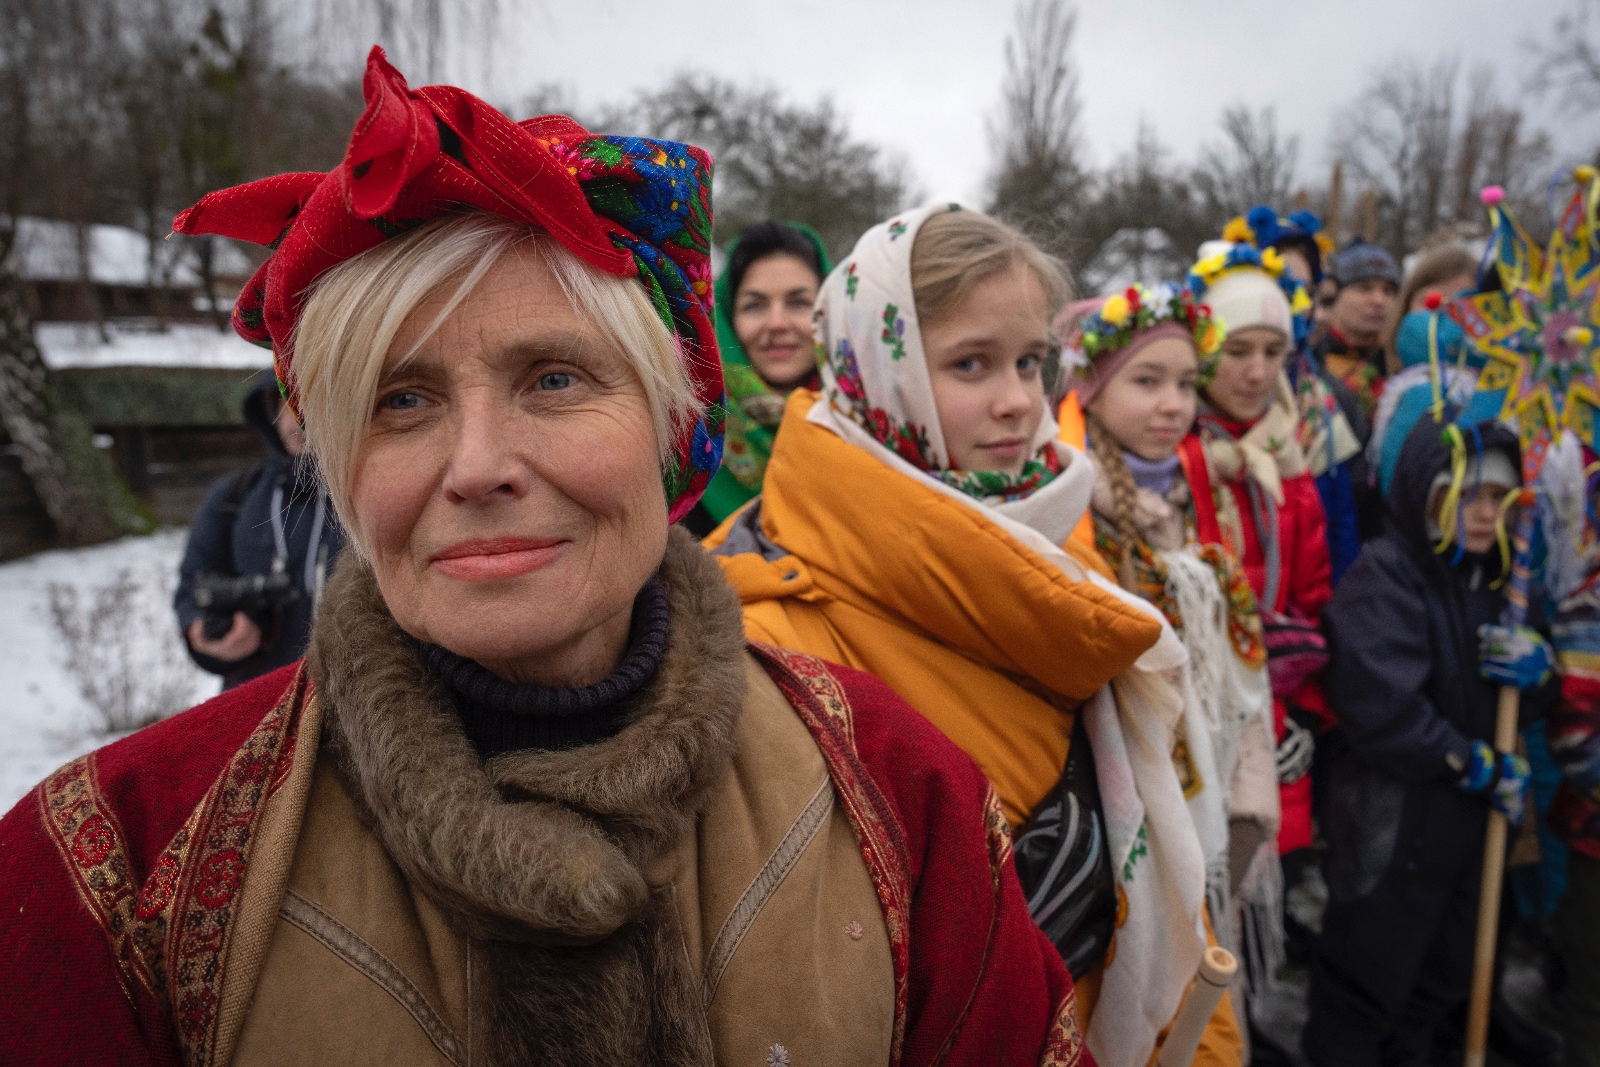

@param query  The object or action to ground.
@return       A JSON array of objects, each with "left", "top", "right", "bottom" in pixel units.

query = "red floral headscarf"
[{"left": 174, "top": 46, "right": 725, "bottom": 521}]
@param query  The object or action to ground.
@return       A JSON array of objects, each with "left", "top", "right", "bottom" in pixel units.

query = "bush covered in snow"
[
  {"left": 0, "top": 530, "right": 212, "bottom": 811},
  {"left": 47, "top": 566, "right": 198, "bottom": 733}
]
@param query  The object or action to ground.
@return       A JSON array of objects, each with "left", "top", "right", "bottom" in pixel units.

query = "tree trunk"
[
  {"left": 0, "top": 265, "right": 120, "bottom": 545},
  {"left": 197, "top": 235, "right": 227, "bottom": 331}
]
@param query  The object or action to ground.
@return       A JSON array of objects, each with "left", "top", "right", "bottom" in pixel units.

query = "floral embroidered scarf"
[{"left": 815, "top": 202, "right": 1063, "bottom": 504}]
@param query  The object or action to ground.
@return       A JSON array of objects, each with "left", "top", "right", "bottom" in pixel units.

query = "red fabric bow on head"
[{"left": 174, "top": 46, "right": 724, "bottom": 521}]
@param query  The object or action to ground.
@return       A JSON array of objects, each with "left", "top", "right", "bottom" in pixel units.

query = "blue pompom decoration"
[
  {"left": 1286, "top": 210, "right": 1322, "bottom": 236},
  {"left": 1246, "top": 205, "right": 1280, "bottom": 242}
]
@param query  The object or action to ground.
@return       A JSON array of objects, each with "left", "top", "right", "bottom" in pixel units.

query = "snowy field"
[{"left": 0, "top": 529, "right": 215, "bottom": 813}]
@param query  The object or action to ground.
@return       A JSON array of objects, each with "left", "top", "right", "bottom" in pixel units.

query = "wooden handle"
[
  {"left": 1464, "top": 684, "right": 1520, "bottom": 1067},
  {"left": 1156, "top": 947, "right": 1238, "bottom": 1067}
]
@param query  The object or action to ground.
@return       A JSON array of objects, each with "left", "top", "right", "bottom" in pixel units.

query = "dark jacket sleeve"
[
  {"left": 174, "top": 472, "right": 248, "bottom": 676},
  {"left": 1315, "top": 464, "right": 1361, "bottom": 586},
  {"left": 174, "top": 472, "right": 242, "bottom": 631},
  {"left": 1325, "top": 543, "right": 1474, "bottom": 781}
]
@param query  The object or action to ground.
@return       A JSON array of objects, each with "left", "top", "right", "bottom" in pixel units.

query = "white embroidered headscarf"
[
  {"left": 814, "top": 202, "right": 1067, "bottom": 504},
  {"left": 813, "top": 203, "right": 1208, "bottom": 1067}
]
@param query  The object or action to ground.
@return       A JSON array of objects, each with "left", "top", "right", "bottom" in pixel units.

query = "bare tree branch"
[
  {"left": 1331, "top": 57, "right": 1551, "bottom": 257},
  {"left": 1193, "top": 104, "right": 1300, "bottom": 219},
  {"left": 1530, "top": 0, "right": 1600, "bottom": 115},
  {"left": 625, "top": 74, "right": 916, "bottom": 259},
  {"left": 984, "top": 0, "right": 1087, "bottom": 259}
]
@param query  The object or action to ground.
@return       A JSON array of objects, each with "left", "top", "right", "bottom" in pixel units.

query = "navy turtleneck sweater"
[{"left": 417, "top": 578, "right": 671, "bottom": 758}]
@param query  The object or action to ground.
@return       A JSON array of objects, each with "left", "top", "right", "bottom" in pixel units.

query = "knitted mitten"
[
  {"left": 1478, "top": 624, "right": 1554, "bottom": 691},
  {"left": 1458, "top": 740, "right": 1531, "bottom": 827}
]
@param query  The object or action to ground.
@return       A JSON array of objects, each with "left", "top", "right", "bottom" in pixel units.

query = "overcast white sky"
[{"left": 439, "top": 0, "right": 1584, "bottom": 204}]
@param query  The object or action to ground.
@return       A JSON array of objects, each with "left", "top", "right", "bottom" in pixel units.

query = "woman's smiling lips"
[
  {"left": 430, "top": 537, "right": 568, "bottom": 581},
  {"left": 759, "top": 341, "right": 802, "bottom": 362}
]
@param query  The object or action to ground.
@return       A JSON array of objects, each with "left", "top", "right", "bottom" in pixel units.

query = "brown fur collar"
[{"left": 308, "top": 526, "right": 743, "bottom": 1065}]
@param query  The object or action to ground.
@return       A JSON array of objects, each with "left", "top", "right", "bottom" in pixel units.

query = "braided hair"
[{"left": 1085, "top": 410, "right": 1144, "bottom": 591}]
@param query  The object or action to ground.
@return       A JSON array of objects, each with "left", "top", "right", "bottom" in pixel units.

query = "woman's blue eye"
[
  {"left": 384, "top": 392, "right": 422, "bottom": 410},
  {"left": 538, "top": 372, "right": 576, "bottom": 390}
]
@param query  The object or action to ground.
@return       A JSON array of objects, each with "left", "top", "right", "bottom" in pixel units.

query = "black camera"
[{"left": 194, "top": 571, "right": 299, "bottom": 639}]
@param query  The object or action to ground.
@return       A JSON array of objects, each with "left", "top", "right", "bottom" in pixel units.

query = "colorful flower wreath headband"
[
  {"left": 1188, "top": 242, "right": 1315, "bottom": 349},
  {"left": 1065, "top": 282, "right": 1225, "bottom": 385},
  {"left": 1223, "top": 206, "right": 1335, "bottom": 265}
]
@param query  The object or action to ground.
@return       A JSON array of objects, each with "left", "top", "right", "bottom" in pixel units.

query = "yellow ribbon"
[
  {"left": 1580, "top": 164, "right": 1600, "bottom": 249},
  {"left": 1429, "top": 312, "right": 1444, "bottom": 422},
  {"left": 1489, "top": 486, "right": 1524, "bottom": 589},
  {"left": 1435, "top": 424, "right": 1468, "bottom": 554}
]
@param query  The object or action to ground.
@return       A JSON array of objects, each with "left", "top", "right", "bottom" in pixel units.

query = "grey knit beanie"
[{"left": 1331, "top": 239, "right": 1401, "bottom": 289}]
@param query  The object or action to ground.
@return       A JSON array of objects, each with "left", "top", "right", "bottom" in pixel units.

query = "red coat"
[
  {"left": 0, "top": 653, "right": 1087, "bottom": 1067},
  {"left": 1184, "top": 425, "right": 1333, "bottom": 855}
]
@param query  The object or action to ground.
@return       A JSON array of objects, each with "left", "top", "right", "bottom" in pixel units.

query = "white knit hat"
[{"left": 1204, "top": 268, "right": 1293, "bottom": 339}]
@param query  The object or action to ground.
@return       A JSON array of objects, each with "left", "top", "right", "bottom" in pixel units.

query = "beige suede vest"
[{"left": 230, "top": 656, "right": 895, "bottom": 1066}]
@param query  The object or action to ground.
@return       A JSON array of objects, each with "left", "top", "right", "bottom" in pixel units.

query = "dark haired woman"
[{"left": 683, "top": 220, "right": 830, "bottom": 535}]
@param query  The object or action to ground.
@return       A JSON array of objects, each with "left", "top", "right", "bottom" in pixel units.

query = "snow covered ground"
[{"left": 0, "top": 529, "right": 215, "bottom": 813}]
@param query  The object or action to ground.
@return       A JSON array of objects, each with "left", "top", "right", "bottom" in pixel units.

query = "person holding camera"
[{"left": 174, "top": 372, "right": 343, "bottom": 688}]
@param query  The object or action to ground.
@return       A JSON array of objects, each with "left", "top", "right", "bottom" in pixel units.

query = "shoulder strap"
[
  {"left": 217, "top": 462, "right": 267, "bottom": 520},
  {"left": 213, "top": 462, "right": 268, "bottom": 576},
  {"left": 1179, "top": 433, "right": 1223, "bottom": 549}
]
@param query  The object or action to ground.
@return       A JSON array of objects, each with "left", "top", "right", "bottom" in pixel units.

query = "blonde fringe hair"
[
  {"left": 291, "top": 212, "right": 700, "bottom": 552},
  {"left": 910, "top": 209, "right": 1072, "bottom": 327}
]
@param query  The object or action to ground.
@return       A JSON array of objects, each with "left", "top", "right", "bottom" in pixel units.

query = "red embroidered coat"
[
  {"left": 1182, "top": 428, "right": 1333, "bottom": 856},
  {"left": 0, "top": 651, "right": 1086, "bottom": 1067}
]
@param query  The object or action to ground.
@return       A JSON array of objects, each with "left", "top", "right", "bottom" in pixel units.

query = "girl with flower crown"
[
  {"left": 1059, "top": 283, "right": 1282, "bottom": 1030},
  {"left": 708, "top": 204, "right": 1243, "bottom": 1067}
]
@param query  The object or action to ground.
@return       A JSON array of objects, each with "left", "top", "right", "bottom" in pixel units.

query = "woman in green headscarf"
[{"left": 683, "top": 220, "right": 831, "bottom": 535}]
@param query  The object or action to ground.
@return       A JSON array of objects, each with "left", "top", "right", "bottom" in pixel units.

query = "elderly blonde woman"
[{"left": 0, "top": 51, "right": 1084, "bottom": 1067}]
